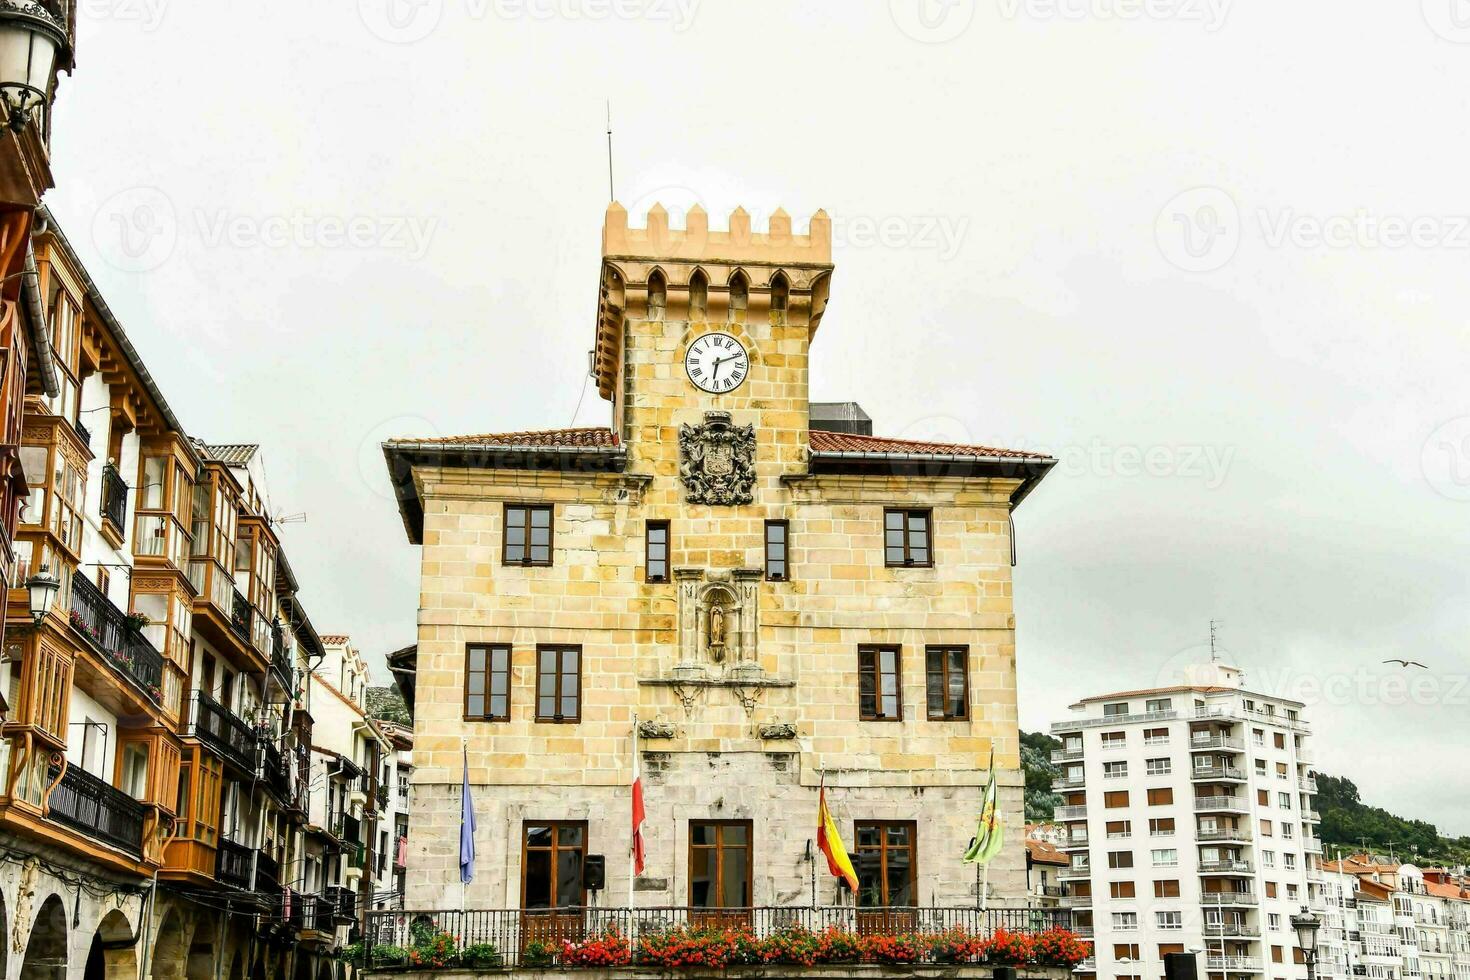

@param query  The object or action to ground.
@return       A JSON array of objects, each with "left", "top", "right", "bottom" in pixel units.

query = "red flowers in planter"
[
  {"left": 561, "top": 929, "right": 632, "bottom": 967},
  {"left": 1030, "top": 927, "right": 1089, "bottom": 968}
]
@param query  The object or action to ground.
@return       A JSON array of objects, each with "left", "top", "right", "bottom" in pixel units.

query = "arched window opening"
[
  {"left": 689, "top": 269, "right": 708, "bottom": 320},
  {"left": 647, "top": 270, "right": 667, "bottom": 318}
]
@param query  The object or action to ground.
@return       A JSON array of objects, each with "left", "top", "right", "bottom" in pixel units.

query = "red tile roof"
[
  {"left": 384, "top": 428, "right": 620, "bottom": 449},
  {"left": 808, "top": 429, "right": 1050, "bottom": 461},
  {"left": 1075, "top": 685, "right": 1237, "bottom": 703},
  {"left": 1026, "top": 838, "right": 1069, "bottom": 866},
  {"left": 320, "top": 634, "right": 350, "bottom": 646}
]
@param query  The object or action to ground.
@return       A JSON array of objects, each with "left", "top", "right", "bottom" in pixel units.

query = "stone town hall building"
[{"left": 383, "top": 204, "right": 1055, "bottom": 918}]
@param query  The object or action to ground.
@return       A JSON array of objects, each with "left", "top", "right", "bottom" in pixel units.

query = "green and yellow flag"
[{"left": 963, "top": 752, "right": 1004, "bottom": 865}]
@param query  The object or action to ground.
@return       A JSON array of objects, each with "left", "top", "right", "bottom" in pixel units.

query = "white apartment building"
[
  {"left": 1050, "top": 662, "right": 1323, "bottom": 980},
  {"left": 1321, "top": 858, "right": 1470, "bottom": 980}
]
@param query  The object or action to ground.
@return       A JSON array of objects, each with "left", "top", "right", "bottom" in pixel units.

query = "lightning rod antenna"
[{"left": 606, "top": 101, "right": 615, "bottom": 202}]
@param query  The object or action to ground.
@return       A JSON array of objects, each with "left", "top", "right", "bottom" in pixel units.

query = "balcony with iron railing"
[
  {"left": 1194, "top": 795, "right": 1248, "bottom": 812},
  {"left": 326, "top": 885, "right": 356, "bottom": 923},
  {"left": 1050, "top": 748, "right": 1084, "bottom": 764},
  {"left": 188, "top": 691, "right": 258, "bottom": 773},
  {"left": 100, "top": 463, "right": 128, "bottom": 533},
  {"left": 1190, "top": 736, "right": 1245, "bottom": 752},
  {"left": 1052, "top": 710, "right": 1177, "bottom": 732},
  {"left": 216, "top": 837, "right": 253, "bottom": 890},
  {"left": 1205, "top": 921, "right": 1261, "bottom": 938},
  {"left": 1059, "top": 865, "right": 1091, "bottom": 881},
  {"left": 230, "top": 588, "right": 252, "bottom": 644},
  {"left": 1198, "top": 827, "right": 1253, "bottom": 843},
  {"left": 269, "top": 621, "right": 291, "bottom": 692},
  {"left": 1201, "top": 891, "right": 1259, "bottom": 906},
  {"left": 1061, "top": 834, "right": 1090, "bottom": 850},
  {"left": 44, "top": 763, "right": 145, "bottom": 857},
  {"left": 1207, "top": 955, "right": 1264, "bottom": 972},
  {"left": 69, "top": 573, "right": 165, "bottom": 705},
  {"left": 1191, "top": 764, "right": 1247, "bottom": 781},
  {"left": 1199, "top": 859, "right": 1255, "bottom": 875},
  {"left": 1055, "top": 805, "right": 1088, "bottom": 821},
  {"left": 1052, "top": 774, "right": 1085, "bottom": 791},
  {"left": 256, "top": 849, "right": 281, "bottom": 895},
  {"left": 73, "top": 418, "right": 90, "bottom": 449}
]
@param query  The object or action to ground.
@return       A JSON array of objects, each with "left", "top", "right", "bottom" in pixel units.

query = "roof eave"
[{"left": 808, "top": 450, "right": 1057, "bottom": 508}]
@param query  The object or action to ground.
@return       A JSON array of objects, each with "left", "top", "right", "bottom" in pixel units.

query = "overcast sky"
[{"left": 46, "top": 1, "right": 1470, "bottom": 836}]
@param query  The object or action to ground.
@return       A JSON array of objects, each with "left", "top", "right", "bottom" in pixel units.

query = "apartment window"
[
  {"left": 1260, "top": 819, "right": 1273, "bottom": 837},
  {"left": 1106, "top": 820, "right": 1131, "bottom": 839},
  {"left": 1145, "top": 698, "right": 1173, "bottom": 713},
  {"left": 1284, "top": 854, "right": 1297, "bottom": 870},
  {"left": 1262, "top": 850, "right": 1276, "bottom": 868},
  {"left": 883, "top": 509, "right": 932, "bottom": 567},
  {"left": 858, "top": 646, "right": 902, "bottom": 721},
  {"left": 1255, "top": 760, "right": 1267, "bottom": 775},
  {"left": 522, "top": 822, "right": 586, "bottom": 909},
  {"left": 1104, "top": 761, "right": 1128, "bottom": 779},
  {"left": 1110, "top": 881, "right": 1136, "bottom": 899},
  {"left": 1154, "top": 879, "right": 1181, "bottom": 898},
  {"left": 1148, "top": 818, "right": 1175, "bottom": 836},
  {"left": 1144, "top": 727, "right": 1169, "bottom": 745},
  {"left": 1103, "top": 702, "right": 1130, "bottom": 717},
  {"left": 1266, "top": 882, "right": 1278, "bottom": 899},
  {"left": 1157, "top": 912, "right": 1183, "bottom": 930},
  {"left": 1281, "top": 823, "right": 1294, "bottom": 839},
  {"left": 924, "top": 646, "right": 968, "bottom": 720},
  {"left": 689, "top": 821, "right": 752, "bottom": 909},
  {"left": 1147, "top": 788, "right": 1173, "bottom": 806},
  {"left": 1278, "top": 792, "right": 1292, "bottom": 809},
  {"left": 1286, "top": 884, "right": 1298, "bottom": 900},
  {"left": 1114, "top": 945, "right": 1141, "bottom": 960},
  {"left": 1159, "top": 944, "right": 1185, "bottom": 958},
  {"left": 1276, "top": 762, "right": 1289, "bottom": 778},
  {"left": 534, "top": 646, "right": 581, "bottom": 722},
  {"left": 1252, "top": 728, "right": 1265, "bottom": 746},
  {"left": 763, "top": 520, "right": 788, "bottom": 581},
  {"left": 1105, "top": 791, "right": 1129, "bottom": 809},
  {"left": 645, "top": 520, "right": 670, "bottom": 583},
  {"left": 504, "top": 504, "right": 553, "bottom": 566},
  {"left": 1112, "top": 913, "right": 1138, "bottom": 931},
  {"left": 1258, "top": 789, "right": 1270, "bottom": 806},
  {"left": 853, "top": 821, "right": 916, "bottom": 907},
  {"left": 1274, "top": 732, "right": 1286, "bottom": 749},
  {"left": 465, "top": 644, "right": 511, "bottom": 721},
  {"left": 1268, "top": 914, "right": 1282, "bottom": 930},
  {"left": 1146, "top": 758, "right": 1171, "bottom": 776},
  {"left": 1101, "top": 731, "right": 1126, "bottom": 748},
  {"left": 1108, "top": 851, "right": 1134, "bottom": 869},
  {"left": 1151, "top": 849, "right": 1178, "bottom": 867},
  {"left": 1272, "top": 946, "right": 1284, "bottom": 964}
]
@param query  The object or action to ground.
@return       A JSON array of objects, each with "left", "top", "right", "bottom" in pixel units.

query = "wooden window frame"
[
  {"left": 763, "top": 520, "right": 789, "bottom": 582},
  {"left": 853, "top": 820, "right": 917, "bottom": 908},
  {"left": 520, "top": 820, "right": 588, "bottom": 909},
  {"left": 464, "top": 643, "right": 511, "bottom": 722},
  {"left": 688, "top": 819, "right": 754, "bottom": 910},
  {"left": 924, "top": 645, "right": 969, "bottom": 720},
  {"left": 534, "top": 645, "right": 581, "bottom": 723},
  {"left": 503, "top": 503, "right": 554, "bottom": 567},
  {"left": 857, "top": 645, "right": 903, "bottom": 722},
  {"left": 645, "top": 520, "right": 670, "bottom": 584},
  {"left": 883, "top": 508, "right": 933, "bottom": 568}
]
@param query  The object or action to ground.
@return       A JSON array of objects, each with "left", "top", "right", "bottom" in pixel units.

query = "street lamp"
[
  {"left": 1292, "top": 907, "right": 1322, "bottom": 980},
  {"left": 0, "top": 1, "right": 68, "bottom": 133},
  {"left": 25, "top": 565, "right": 59, "bottom": 625}
]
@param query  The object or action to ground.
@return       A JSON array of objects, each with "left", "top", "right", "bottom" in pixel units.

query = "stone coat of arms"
[{"left": 679, "top": 411, "right": 756, "bottom": 505}]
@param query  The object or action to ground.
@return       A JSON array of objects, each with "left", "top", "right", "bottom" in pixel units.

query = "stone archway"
[
  {"left": 84, "top": 910, "right": 138, "bottom": 980},
  {"left": 248, "top": 952, "right": 266, "bottom": 980},
  {"left": 150, "top": 908, "right": 186, "bottom": 980},
  {"left": 18, "top": 895, "right": 67, "bottom": 980},
  {"left": 184, "top": 925, "right": 216, "bottom": 980}
]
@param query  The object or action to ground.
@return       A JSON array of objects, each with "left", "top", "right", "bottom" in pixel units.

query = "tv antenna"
[
  {"left": 605, "top": 101, "right": 615, "bottom": 202},
  {"left": 1209, "top": 620, "right": 1222, "bottom": 662}
]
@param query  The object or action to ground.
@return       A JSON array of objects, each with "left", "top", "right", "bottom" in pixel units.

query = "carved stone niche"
[{"left": 675, "top": 567, "right": 762, "bottom": 669}]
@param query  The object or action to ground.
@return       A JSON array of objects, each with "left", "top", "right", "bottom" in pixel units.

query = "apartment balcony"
[
  {"left": 100, "top": 463, "right": 128, "bottom": 535},
  {"left": 216, "top": 837, "right": 253, "bottom": 890},
  {"left": 1059, "top": 895, "right": 1094, "bottom": 909},
  {"left": 1053, "top": 774, "right": 1086, "bottom": 791},
  {"left": 1059, "top": 866, "right": 1091, "bottom": 881},
  {"left": 230, "top": 588, "right": 253, "bottom": 645},
  {"left": 44, "top": 763, "right": 146, "bottom": 857},
  {"left": 1207, "top": 955, "right": 1264, "bottom": 973},
  {"left": 1306, "top": 865, "right": 1324, "bottom": 881},
  {"left": 1205, "top": 922, "right": 1261, "bottom": 939},
  {"left": 1070, "top": 924, "right": 1094, "bottom": 938},
  {"left": 325, "top": 884, "right": 357, "bottom": 923},
  {"left": 256, "top": 850, "right": 281, "bottom": 895},
  {"left": 268, "top": 622, "right": 292, "bottom": 695},
  {"left": 376, "top": 785, "right": 389, "bottom": 811},
  {"left": 1190, "top": 735, "right": 1245, "bottom": 752},
  {"left": 188, "top": 691, "right": 259, "bottom": 774},
  {"left": 310, "top": 893, "right": 338, "bottom": 933},
  {"left": 286, "top": 890, "right": 307, "bottom": 931},
  {"left": 1051, "top": 748, "right": 1085, "bottom": 764},
  {"left": 1199, "top": 859, "right": 1255, "bottom": 875},
  {"left": 69, "top": 573, "right": 164, "bottom": 706},
  {"left": 1194, "top": 795, "right": 1249, "bottom": 813},
  {"left": 1055, "top": 805, "right": 1088, "bottom": 821},
  {"left": 1202, "top": 891, "right": 1259, "bottom": 906},
  {"left": 1304, "top": 836, "right": 1324, "bottom": 854},
  {"left": 260, "top": 741, "right": 296, "bottom": 804},
  {"left": 1075, "top": 958, "right": 1096, "bottom": 973},
  {"left": 1300, "top": 776, "right": 1318, "bottom": 793},
  {"left": 1061, "top": 835, "right": 1090, "bottom": 851},
  {"left": 1051, "top": 709, "right": 1178, "bottom": 732},
  {"left": 1198, "top": 826, "right": 1253, "bottom": 843},
  {"left": 1303, "top": 809, "right": 1322, "bottom": 822},
  {"left": 1192, "top": 764, "right": 1247, "bottom": 782}
]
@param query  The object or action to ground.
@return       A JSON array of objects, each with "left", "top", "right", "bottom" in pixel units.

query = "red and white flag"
[{"left": 631, "top": 719, "right": 646, "bottom": 876}]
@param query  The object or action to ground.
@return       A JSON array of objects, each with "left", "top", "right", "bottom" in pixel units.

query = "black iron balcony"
[
  {"left": 326, "top": 885, "right": 356, "bottom": 923},
  {"left": 45, "top": 763, "right": 145, "bottom": 857},
  {"left": 230, "top": 588, "right": 252, "bottom": 643},
  {"left": 287, "top": 890, "right": 307, "bottom": 930},
  {"left": 256, "top": 849, "right": 281, "bottom": 895},
  {"left": 376, "top": 785, "right": 389, "bottom": 810},
  {"left": 100, "top": 463, "right": 128, "bottom": 532},
  {"left": 311, "top": 893, "right": 336, "bottom": 932},
  {"left": 188, "top": 690, "right": 258, "bottom": 773},
  {"left": 270, "top": 621, "right": 291, "bottom": 690},
  {"left": 69, "top": 573, "right": 164, "bottom": 703},
  {"left": 73, "top": 418, "right": 90, "bottom": 448},
  {"left": 217, "top": 837, "right": 253, "bottom": 890}
]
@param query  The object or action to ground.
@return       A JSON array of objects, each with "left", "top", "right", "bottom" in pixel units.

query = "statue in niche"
[{"left": 707, "top": 602, "right": 728, "bottom": 662}]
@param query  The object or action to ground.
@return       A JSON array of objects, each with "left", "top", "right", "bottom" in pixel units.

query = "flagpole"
[
  {"left": 812, "top": 771, "right": 821, "bottom": 910},
  {"left": 629, "top": 713, "right": 639, "bottom": 949},
  {"left": 460, "top": 739, "right": 467, "bottom": 915}
]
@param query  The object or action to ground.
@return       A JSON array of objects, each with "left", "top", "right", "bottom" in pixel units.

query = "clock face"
[{"left": 684, "top": 333, "right": 750, "bottom": 394}]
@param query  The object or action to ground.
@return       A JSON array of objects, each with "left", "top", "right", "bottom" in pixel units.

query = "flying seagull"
[{"left": 1381, "top": 659, "right": 1428, "bottom": 669}]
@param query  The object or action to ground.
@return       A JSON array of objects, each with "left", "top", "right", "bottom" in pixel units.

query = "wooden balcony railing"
[
  {"left": 188, "top": 691, "right": 257, "bottom": 773},
  {"left": 69, "top": 573, "right": 164, "bottom": 703},
  {"left": 45, "top": 763, "right": 146, "bottom": 857},
  {"left": 216, "top": 837, "right": 253, "bottom": 890},
  {"left": 100, "top": 463, "right": 128, "bottom": 533}
]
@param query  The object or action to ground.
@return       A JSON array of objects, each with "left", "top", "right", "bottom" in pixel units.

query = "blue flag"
[{"left": 459, "top": 746, "right": 476, "bottom": 884}]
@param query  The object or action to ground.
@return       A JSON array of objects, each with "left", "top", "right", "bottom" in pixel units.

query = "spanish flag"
[{"left": 817, "top": 779, "right": 859, "bottom": 892}]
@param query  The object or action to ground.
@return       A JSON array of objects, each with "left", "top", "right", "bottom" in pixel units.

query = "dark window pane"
[
  {"left": 526, "top": 826, "right": 552, "bottom": 847},
  {"left": 723, "top": 824, "right": 748, "bottom": 845},
  {"left": 887, "top": 854, "right": 914, "bottom": 906},
  {"left": 855, "top": 850, "right": 882, "bottom": 907},
  {"left": 524, "top": 851, "right": 551, "bottom": 907},
  {"left": 886, "top": 825, "right": 910, "bottom": 845},
  {"left": 927, "top": 671, "right": 944, "bottom": 715},
  {"left": 556, "top": 850, "right": 582, "bottom": 907},
  {"left": 691, "top": 824, "right": 717, "bottom": 846},
  {"left": 557, "top": 825, "right": 584, "bottom": 846},
  {"left": 690, "top": 848, "right": 713, "bottom": 906},
  {"left": 722, "top": 848, "right": 749, "bottom": 906}
]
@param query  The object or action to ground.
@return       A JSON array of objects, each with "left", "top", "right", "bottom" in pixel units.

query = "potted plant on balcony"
[{"left": 124, "top": 612, "right": 150, "bottom": 634}]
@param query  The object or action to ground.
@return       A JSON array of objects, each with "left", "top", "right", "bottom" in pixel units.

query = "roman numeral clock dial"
[{"left": 684, "top": 332, "right": 750, "bottom": 394}]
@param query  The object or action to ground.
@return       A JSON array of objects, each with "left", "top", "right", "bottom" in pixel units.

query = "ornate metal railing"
[
  {"left": 73, "top": 418, "right": 90, "bottom": 448},
  {"left": 188, "top": 691, "right": 258, "bottom": 772},
  {"left": 363, "top": 907, "right": 1079, "bottom": 969},
  {"left": 270, "top": 622, "right": 291, "bottom": 690},
  {"left": 230, "top": 588, "right": 252, "bottom": 642},
  {"left": 217, "top": 837, "right": 253, "bottom": 890},
  {"left": 45, "top": 763, "right": 145, "bottom": 856},
  {"left": 69, "top": 573, "right": 163, "bottom": 703},
  {"left": 256, "top": 849, "right": 281, "bottom": 895},
  {"left": 311, "top": 893, "right": 338, "bottom": 932},
  {"left": 326, "top": 885, "right": 356, "bottom": 923},
  {"left": 101, "top": 463, "right": 128, "bottom": 531}
]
